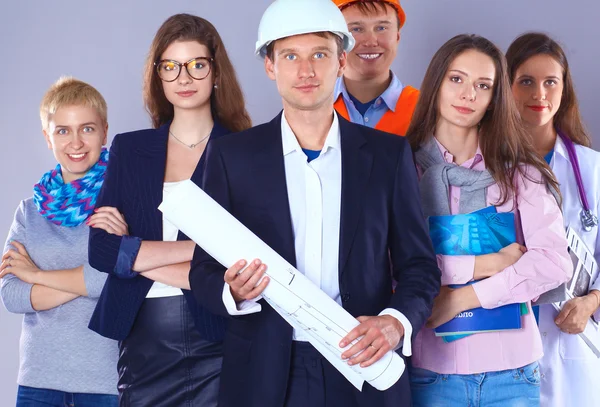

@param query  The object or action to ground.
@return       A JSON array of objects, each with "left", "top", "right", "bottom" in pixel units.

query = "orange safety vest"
[{"left": 334, "top": 85, "right": 420, "bottom": 137}]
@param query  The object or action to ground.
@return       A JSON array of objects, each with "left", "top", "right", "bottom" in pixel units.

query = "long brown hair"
[
  {"left": 406, "top": 34, "right": 559, "bottom": 205},
  {"left": 143, "top": 13, "right": 252, "bottom": 131},
  {"left": 506, "top": 32, "right": 591, "bottom": 147}
]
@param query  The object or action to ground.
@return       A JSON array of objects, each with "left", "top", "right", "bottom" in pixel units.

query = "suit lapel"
[
  {"left": 190, "top": 121, "right": 231, "bottom": 185},
  {"left": 338, "top": 117, "right": 373, "bottom": 277},
  {"left": 133, "top": 123, "right": 169, "bottom": 241},
  {"left": 250, "top": 113, "right": 297, "bottom": 267}
]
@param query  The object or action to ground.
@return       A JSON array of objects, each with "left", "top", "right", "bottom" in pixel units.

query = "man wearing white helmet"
[{"left": 189, "top": 0, "right": 440, "bottom": 406}]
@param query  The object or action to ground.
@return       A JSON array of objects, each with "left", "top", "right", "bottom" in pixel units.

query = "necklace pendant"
[{"left": 169, "top": 129, "right": 209, "bottom": 149}]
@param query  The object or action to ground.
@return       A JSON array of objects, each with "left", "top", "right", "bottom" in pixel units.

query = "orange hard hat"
[{"left": 333, "top": 0, "right": 406, "bottom": 28}]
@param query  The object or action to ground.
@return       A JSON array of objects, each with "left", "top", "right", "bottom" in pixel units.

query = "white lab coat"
[{"left": 539, "top": 136, "right": 600, "bottom": 407}]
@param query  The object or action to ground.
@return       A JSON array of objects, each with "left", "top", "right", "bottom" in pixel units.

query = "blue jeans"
[
  {"left": 16, "top": 386, "right": 118, "bottom": 407},
  {"left": 410, "top": 362, "right": 540, "bottom": 407}
]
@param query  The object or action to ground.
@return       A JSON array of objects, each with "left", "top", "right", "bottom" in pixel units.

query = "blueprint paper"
[{"left": 158, "top": 180, "right": 405, "bottom": 391}]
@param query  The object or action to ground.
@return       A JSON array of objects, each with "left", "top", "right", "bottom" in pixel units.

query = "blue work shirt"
[{"left": 334, "top": 71, "right": 405, "bottom": 128}]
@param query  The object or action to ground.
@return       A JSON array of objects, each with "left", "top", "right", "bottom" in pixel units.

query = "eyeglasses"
[{"left": 154, "top": 56, "right": 214, "bottom": 82}]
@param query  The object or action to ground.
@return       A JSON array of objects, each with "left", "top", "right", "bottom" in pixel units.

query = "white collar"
[
  {"left": 281, "top": 111, "right": 341, "bottom": 156},
  {"left": 553, "top": 134, "right": 571, "bottom": 165}
]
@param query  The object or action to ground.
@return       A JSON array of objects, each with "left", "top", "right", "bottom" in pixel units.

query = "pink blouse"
[{"left": 411, "top": 139, "right": 573, "bottom": 374}]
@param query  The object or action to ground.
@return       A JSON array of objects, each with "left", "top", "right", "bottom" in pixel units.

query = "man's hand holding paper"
[
  {"left": 340, "top": 315, "right": 405, "bottom": 368},
  {"left": 225, "top": 259, "right": 270, "bottom": 303}
]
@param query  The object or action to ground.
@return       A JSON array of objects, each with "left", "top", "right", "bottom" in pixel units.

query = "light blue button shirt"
[{"left": 334, "top": 72, "right": 404, "bottom": 128}]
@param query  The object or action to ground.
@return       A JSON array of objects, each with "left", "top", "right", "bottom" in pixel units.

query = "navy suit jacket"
[
  {"left": 189, "top": 113, "right": 441, "bottom": 407},
  {"left": 88, "top": 122, "right": 228, "bottom": 341}
]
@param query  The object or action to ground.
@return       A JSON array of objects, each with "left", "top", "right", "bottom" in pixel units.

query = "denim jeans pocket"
[
  {"left": 516, "top": 361, "right": 541, "bottom": 385},
  {"left": 409, "top": 367, "right": 442, "bottom": 387}
]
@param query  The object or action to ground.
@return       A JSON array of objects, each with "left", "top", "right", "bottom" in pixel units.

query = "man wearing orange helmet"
[{"left": 333, "top": 0, "right": 418, "bottom": 136}]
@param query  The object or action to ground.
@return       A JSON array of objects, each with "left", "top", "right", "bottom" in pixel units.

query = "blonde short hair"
[{"left": 40, "top": 76, "right": 108, "bottom": 131}]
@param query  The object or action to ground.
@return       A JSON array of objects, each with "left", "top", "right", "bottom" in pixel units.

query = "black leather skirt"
[{"left": 117, "top": 295, "right": 223, "bottom": 407}]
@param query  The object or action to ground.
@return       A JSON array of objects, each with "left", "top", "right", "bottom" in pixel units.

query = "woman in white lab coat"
[{"left": 507, "top": 32, "right": 600, "bottom": 407}]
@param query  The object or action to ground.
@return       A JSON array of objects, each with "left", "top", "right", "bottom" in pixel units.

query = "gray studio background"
[{"left": 0, "top": 0, "right": 599, "bottom": 403}]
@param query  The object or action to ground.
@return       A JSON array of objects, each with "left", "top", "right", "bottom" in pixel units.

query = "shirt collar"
[
  {"left": 379, "top": 72, "right": 403, "bottom": 112},
  {"left": 434, "top": 137, "right": 484, "bottom": 169},
  {"left": 333, "top": 76, "right": 348, "bottom": 103},
  {"left": 334, "top": 71, "right": 404, "bottom": 111},
  {"left": 553, "top": 134, "right": 570, "bottom": 164},
  {"left": 281, "top": 111, "right": 341, "bottom": 157}
]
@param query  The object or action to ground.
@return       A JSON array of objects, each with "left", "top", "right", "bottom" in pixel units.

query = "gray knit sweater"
[{"left": 0, "top": 198, "right": 118, "bottom": 395}]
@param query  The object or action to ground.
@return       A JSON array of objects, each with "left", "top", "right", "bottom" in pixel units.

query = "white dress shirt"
[
  {"left": 222, "top": 112, "right": 412, "bottom": 351},
  {"left": 146, "top": 181, "right": 184, "bottom": 298}
]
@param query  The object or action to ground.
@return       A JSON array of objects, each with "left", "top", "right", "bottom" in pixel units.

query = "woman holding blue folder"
[
  {"left": 508, "top": 32, "right": 600, "bottom": 407},
  {"left": 405, "top": 34, "right": 573, "bottom": 406}
]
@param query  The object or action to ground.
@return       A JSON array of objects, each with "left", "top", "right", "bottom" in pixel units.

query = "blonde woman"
[{"left": 0, "top": 77, "right": 118, "bottom": 406}]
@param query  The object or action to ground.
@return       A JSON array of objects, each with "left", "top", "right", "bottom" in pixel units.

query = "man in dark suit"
[{"left": 189, "top": 0, "right": 440, "bottom": 406}]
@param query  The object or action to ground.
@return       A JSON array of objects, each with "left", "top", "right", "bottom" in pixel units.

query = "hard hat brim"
[{"left": 255, "top": 30, "right": 355, "bottom": 58}]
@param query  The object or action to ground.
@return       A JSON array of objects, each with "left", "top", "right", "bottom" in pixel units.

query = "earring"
[{"left": 213, "top": 84, "right": 218, "bottom": 89}]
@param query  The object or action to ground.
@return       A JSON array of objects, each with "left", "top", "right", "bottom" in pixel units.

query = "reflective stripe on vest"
[{"left": 334, "top": 85, "right": 419, "bottom": 136}]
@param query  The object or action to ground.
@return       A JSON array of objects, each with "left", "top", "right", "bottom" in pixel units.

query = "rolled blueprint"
[{"left": 158, "top": 180, "right": 405, "bottom": 391}]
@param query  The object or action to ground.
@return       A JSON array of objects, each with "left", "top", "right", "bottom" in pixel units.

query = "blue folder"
[
  {"left": 434, "top": 282, "right": 523, "bottom": 337},
  {"left": 429, "top": 209, "right": 515, "bottom": 256},
  {"left": 429, "top": 208, "right": 523, "bottom": 340}
]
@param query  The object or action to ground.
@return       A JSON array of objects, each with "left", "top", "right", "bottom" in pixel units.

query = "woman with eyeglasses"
[{"left": 87, "top": 13, "right": 252, "bottom": 406}]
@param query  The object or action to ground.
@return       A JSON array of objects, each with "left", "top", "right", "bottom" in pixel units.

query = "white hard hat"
[{"left": 255, "top": 0, "right": 355, "bottom": 58}]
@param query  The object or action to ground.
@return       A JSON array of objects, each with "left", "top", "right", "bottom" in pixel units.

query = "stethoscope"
[{"left": 557, "top": 128, "right": 598, "bottom": 231}]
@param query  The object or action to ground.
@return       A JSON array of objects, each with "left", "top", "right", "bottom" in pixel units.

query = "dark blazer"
[
  {"left": 88, "top": 122, "right": 228, "bottom": 341},
  {"left": 189, "top": 113, "right": 441, "bottom": 407}
]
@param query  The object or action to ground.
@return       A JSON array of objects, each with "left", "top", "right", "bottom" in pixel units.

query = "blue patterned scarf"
[{"left": 33, "top": 148, "right": 109, "bottom": 227}]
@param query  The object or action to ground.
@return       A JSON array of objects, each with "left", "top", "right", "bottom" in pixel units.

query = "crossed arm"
[
  {"left": 0, "top": 205, "right": 192, "bottom": 313},
  {"left": 1, "top": 241, "right": 84, "bottom": 311},
  {"left": 88, "top": 207, "right": 194, "bottom": 289}
]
